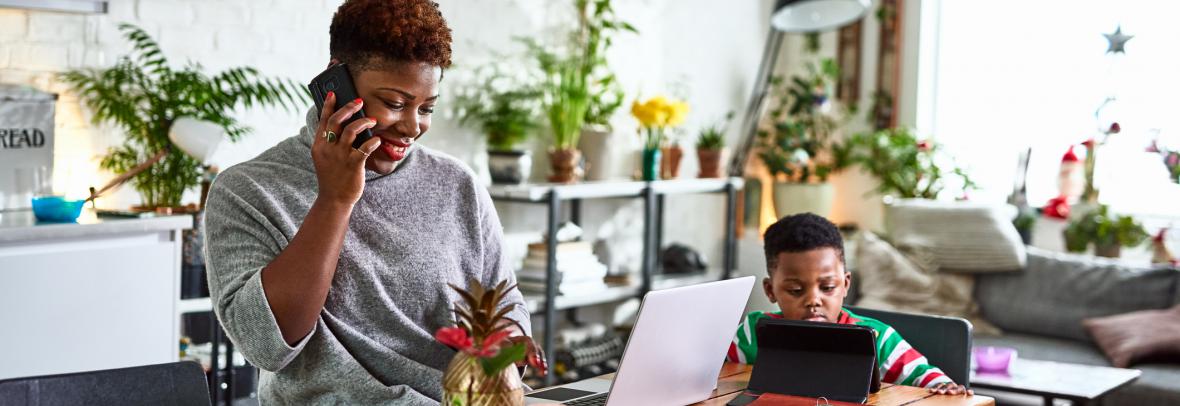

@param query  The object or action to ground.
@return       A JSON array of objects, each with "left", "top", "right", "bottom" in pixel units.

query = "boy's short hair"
[{"left": 763, "top": 213, "right": 845, "bottom": 274}]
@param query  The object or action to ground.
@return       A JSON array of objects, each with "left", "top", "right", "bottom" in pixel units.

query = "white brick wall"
[
  {"left": 0, "top": 10, "right": 28, "bottom": 40},
  {"left": 1, "top": 0, "right": 768, "bottom": 270}
]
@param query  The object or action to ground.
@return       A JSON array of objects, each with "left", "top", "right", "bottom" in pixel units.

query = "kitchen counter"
[{"left": 0, "top": 209, "right": 193, "bottom": 243}]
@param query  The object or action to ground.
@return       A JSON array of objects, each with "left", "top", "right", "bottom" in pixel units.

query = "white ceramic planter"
[
  {"left": 772, "top": 182, "right": 835, "bottom": 219},
  {"left": 487, "top": 150, "right": 532, "bottom": 185}
]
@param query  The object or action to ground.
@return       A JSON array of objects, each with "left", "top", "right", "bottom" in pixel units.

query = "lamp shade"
[
  {"left": 771, "top": 0, "right": 870, "bottom": 33},
  {"left": 168, "top": 117, "right": 225, "bottom": 163}
]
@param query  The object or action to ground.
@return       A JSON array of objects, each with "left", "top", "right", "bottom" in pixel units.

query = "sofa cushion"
[
  {"left": 975, "top": 333, "right": 1180, "bottom": 405},
  {"left": 885, "top": 199, "right": 1025, "bottom": 272},
  {"left": 1104, "top": 363, "right": 1180, "bottom": 405},
  {"left": 976, "top": 247, "right": 1179, "bottom": 342},
  {"left": 1084, "top": 304, "right": 1180, "bottom": 368}
]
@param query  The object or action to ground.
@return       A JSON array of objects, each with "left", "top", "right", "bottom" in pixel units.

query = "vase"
[
  {"left": 547, "top": 148, "right": 581, "bottom": 184},
  {"left": 578, "top": 126, "right": 617, "bottom": 181},
  {"left": 771, "top": 182, "right": 835, "bottom": 219},
  {"left": 441, "top": 352, "right": 524, "bottom": 406},
  {"left": 642, "top": 148, "right": 662, "bottom": 181},
  {"left": 487, "top": 150, "right": 531, "bottom": 185},
  {"left": 660, "top": 145, "right": 683, "bottom": 179},
  {"left": 697, "top": 148, "right": 724, "bottom": 178}
]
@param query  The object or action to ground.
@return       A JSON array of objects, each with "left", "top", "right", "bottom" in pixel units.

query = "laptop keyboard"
[{"left": 564, "top": 393, "right": 607, "bottom": 406}]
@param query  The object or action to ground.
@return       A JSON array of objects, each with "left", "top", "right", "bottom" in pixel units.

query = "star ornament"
[{"left": 1104, "top": 26, "right": 1133, "bottom": 54}]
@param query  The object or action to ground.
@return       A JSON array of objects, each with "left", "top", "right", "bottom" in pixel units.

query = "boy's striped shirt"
[{"left": 727, "top": 308, "right": 954, "bottom": 389}]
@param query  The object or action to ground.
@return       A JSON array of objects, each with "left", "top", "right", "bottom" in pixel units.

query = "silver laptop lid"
[{"left": 604, "top": 276, "right": 755, "bottom": 405}]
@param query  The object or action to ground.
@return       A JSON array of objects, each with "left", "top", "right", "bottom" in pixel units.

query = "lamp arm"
[
  {"left": 84, "top": 148, "right": 171, "bottom": 203},
  {"left": 729, "top": 28, "right": 786, "bottom": 177}
]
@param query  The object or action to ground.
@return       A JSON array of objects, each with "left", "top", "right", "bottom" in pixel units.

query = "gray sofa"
[{"left": 974, "top": 247, "right": 1180, "bottom": 405}]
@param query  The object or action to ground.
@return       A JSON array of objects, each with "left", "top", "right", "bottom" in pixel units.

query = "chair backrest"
[
  {"left": 0, "top": 361, "right": 210, "bottom": 406},
  {"left": 846, "top": 307, "right": 973, "bottom": 387}
]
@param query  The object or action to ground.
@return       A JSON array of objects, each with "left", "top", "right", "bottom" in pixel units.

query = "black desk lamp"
[{"left": 729, "top": 0, "right": 871, "bottom": 177}]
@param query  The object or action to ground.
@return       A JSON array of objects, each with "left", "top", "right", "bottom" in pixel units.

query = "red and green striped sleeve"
[
  {"left": 844, "top": 309, "right": 953, "bottom": 388},
  {"left": 726, "top": 311, "right": 781, "bottom": 364}
]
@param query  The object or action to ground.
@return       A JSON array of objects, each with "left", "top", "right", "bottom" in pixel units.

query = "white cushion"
[{"left": 885, "top": 199, "right": 1026, "bottom": 272}]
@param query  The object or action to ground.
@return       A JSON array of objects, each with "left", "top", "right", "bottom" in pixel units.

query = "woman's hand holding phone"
[{"left": 312, "top": 91, "right": 381, "bottom": 207}]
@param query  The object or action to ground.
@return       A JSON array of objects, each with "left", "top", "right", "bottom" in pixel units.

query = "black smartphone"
[{"left": 308, "top": 63, "right": 373, "bottom": 149}]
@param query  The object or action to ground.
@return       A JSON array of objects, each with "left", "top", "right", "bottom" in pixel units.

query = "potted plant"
[
  {"left": 696, "top": 112, "right": 732, "bottom": 178},
  {"left": 834, "top": 127, "right": 975, "bottom": 200},
  {"left": 60, "top": 24, "right": 304, "bottom": 211},
  {"left": 757, "top": 56, "right": 844, "bottom": 217},
  {"left": 576, "top": 0, "right": 635, "bottom": 181},
  {"left": 436, "top": 279, "right": 544, "bottom": 405},
  {"left": 452, "top": 64, "right": 542, "bottom": 185},
  {"left": 526, "top": 0, "right": 633, "bottom": 183},
  {"left": 631, "top": 95, "right": 689, "bottom": 181},
  {"left": 1063, "top": 204, "right": 1149, "bottom": 258}
]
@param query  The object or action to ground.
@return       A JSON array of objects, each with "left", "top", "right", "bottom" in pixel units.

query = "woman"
[{"left": 203, "top": 0, "right": 540, "bottom": 403}]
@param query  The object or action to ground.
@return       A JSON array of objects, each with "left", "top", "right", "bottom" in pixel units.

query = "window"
[{"left": 917, "top": 0, "right": 1180, "bottom": 218}]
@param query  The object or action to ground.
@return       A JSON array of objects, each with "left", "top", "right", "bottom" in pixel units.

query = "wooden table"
[
  {"left": 971, "top": 358, "right": 1140, "bottom": 406},
  {"left": 574, "top": 363, "right": 994, "bottom": 406}
]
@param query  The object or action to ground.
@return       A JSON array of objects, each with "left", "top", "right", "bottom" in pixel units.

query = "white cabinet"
[{"left": 0, "top": 210, "right": 191, "bottom": 380}]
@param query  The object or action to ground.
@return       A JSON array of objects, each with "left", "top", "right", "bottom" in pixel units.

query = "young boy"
[{"left": 728, "top": 213, "right": 972, "bottom": 395}]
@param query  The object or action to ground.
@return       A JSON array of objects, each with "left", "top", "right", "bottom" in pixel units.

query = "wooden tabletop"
[
  {"left": 970, "top": 358, "right": 1140, "bottom": 400},
  {"left": 693, "top": 363, "right": 994, "bottom": 406},
  {"left": 579, "top": 363, "right": 994, "bottom": 406}
]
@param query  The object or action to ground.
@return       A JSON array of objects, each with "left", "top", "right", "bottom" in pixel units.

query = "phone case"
[{"left": 307, "top": 63, "right": 374, "bottom": 149}]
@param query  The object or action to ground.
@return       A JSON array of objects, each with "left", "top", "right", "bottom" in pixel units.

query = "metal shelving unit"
[{"left": 488, "top": 177, "right": 743, "bottom": 385}]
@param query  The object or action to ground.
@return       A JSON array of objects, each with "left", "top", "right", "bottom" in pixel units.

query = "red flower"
[
  {"left": 435, "top": 327, "right": 472, "bottom": 350},
  {"left": 463, "top": 329, "right": 514, "bottom": 358},
  {"left": 1043, "top": 195, "right": 1070, "bottom": 220},
  {"left": 1108, "top": 122, "right": 1121, "bottom": 134},
  {"left": 916, "top": 140, "right": 931, "bottom": 151}
]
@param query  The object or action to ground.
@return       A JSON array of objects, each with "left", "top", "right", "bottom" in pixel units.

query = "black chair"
[
  {"left": 846, "top": 306, "right": 973, "bottom": 386},
  {"left": 0, "top": 361, "right": 210, "bottom": 406}
]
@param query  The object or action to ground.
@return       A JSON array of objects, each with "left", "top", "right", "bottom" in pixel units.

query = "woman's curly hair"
[{"left": 329, "top": 0, "right": 453, "bottom": 71}]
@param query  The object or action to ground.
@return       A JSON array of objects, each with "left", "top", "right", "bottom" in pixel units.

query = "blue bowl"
[{"left": 31, "top": 196, "right": 85, "bottom": 223}]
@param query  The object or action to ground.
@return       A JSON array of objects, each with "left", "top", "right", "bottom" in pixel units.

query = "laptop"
[
  {"left": 524, "top": 276, "right": 756, "bottom": 406},
  {"left": 727, "top": 318, "right": 878, "bottom": 405}
]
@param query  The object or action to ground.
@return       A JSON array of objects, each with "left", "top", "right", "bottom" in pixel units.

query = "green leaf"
[{"left": 478, "top": 342, "right": 527, "bottom": 375}]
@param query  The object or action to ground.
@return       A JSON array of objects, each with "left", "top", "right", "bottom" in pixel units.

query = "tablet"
[{"left": 746, "top": 318, "right": 878, "bottom": 403}]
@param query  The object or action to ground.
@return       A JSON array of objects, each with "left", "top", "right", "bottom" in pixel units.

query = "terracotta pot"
[
  {"left": 547, "top": 148, "right": 581, "bottom": 184},
  {"left": 487, "top": 150, "right": 531, "bottom": 185},
  {"left": 660, "top": 145, "right": 683, "bottom": 179},
  {"left": 441, "top": 352, "right": 524, "bottom": 406},
  {"left": 697, "top": 148, "right": 724, "bottom": 178},
  {"left": 1095, "top": 243, "right": 1121, "bottom": 258}
]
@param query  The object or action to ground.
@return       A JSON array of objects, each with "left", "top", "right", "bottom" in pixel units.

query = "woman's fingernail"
[
  {"left": 327, "top": 91, "right": 334, "bottom": 99},
  {"left": 354, "top": 98, "right": 363, "bottom": 104}
]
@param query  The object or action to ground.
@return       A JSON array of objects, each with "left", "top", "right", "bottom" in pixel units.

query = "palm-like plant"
[
  {"left": 60, "top": 23, "right": 306, "bottom": 208},
  {"left": 439, "top": 280, "right": 529, "bottom": 373}
]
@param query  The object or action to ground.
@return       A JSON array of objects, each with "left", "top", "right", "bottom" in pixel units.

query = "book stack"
[{"left": 516, "top": 241, "right": 608, "bottom": 296}]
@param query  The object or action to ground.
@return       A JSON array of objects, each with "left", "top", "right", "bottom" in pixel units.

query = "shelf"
[
  {"left": 649, "top": 178, "right": 744, "bottom": 195},
  {"left": 522, "top": 270, "right": 725, "bottom": 314},
  {"left": 178, "top": 297, "right": 213, "bottom": 314},
  {"left": 487, "top": 177, "right": 743, "bottom": 202}
]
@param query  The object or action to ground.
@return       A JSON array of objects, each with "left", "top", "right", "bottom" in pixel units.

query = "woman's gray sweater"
[{"left": 203, "top": 110, "right": 529, "bottom": 404}]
